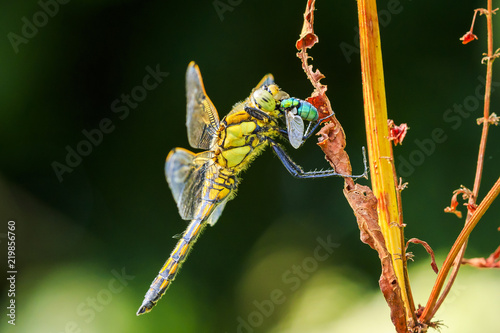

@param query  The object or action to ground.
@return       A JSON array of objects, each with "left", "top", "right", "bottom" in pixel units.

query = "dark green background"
[{"left": 1, "top": 0, "right": 499, "bottom": 332}]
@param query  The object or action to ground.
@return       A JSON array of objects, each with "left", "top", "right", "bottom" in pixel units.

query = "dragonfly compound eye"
[
  {"left": 266, "top": 84, "right": 280, "bottom": 96},
  {"left": 266, "top": 84, "right": 289, "bottom": 101},
  {"left": 251, "top": 89, "right": 276, "bottom": 112}
]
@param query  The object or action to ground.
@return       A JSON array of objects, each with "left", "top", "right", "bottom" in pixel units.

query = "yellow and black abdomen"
[{"left": 215, "top": 110, "right": 278, "bottom": 173}]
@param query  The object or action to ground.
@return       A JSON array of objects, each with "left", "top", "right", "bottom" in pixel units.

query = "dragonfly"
[{"left": 136, "top": 61, "right": 367, "bottom": 315}]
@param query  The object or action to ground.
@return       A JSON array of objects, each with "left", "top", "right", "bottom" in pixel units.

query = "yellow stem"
[{"left": 357, "top": 0, "right": 411, "bottom": 321}]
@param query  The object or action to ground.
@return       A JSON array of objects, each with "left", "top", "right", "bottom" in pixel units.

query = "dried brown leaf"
[
  {"left": 317, "top": 120, "right": 353, "bottom": 186},
  {"left": 462, "top": 245, "right": 500, "bottom": 268},
  {"left": 344, "top": 185, "right": 406, "bottom": 331},
  {"left": 307, "top": 93, "right": 331, "bottom": 120},
  {"left": 406, "top": 238, "right": 438, "bottom": 274},
  {"left": 296, "top": 0, "right": 318, "bottom": 50}
]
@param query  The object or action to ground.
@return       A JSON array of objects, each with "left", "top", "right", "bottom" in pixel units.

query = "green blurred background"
[{"left": 1, "top": 0, "right": 499, "bottom": 332}]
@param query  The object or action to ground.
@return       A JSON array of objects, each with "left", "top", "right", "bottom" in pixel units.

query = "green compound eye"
[{"left": 251, "top": 89, "right": 276, "bottom": 112}]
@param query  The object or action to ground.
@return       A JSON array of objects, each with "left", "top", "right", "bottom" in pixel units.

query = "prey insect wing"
[{"left": 285, "top": 110, "right": 305, "bottom": 149}]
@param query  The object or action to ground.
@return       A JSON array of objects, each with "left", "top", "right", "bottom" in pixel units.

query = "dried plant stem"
[
  {"left": 420, "top": 177, "right": 500, "bottom": 323},
  {"left": 473, "top": 0, "right": 494, "bottom": 199},
  {"left": 432, "top": 241, "right": 466, "bottom": 318},
  {"left": 420, "top": 0, "right": 496, "bottom": 323},
  {"left": 356, "top": 0, "right": 410, "bottom": 329},
  {"left": 393, "top": 166, "right": 417, "bottom": 321}
]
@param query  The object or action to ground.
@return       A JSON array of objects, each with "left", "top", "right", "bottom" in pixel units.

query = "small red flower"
[
  {"left": 444, "top": 186, "right": 473, "bottom": 219},
  {"left": 460, "top": 31, "right": 478, "bottom": 44},
  {"left": 388, "top": 120, "right": 409, "bottom": 145}
]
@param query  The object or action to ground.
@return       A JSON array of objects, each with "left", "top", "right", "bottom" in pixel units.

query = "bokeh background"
[{"left": 1, "top": 0, "right": 499, "bottom": 332}]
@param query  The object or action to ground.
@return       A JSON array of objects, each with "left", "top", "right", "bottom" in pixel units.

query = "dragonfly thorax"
[{"left": 214, "top": 104, "right": 279, "bottom": 171}]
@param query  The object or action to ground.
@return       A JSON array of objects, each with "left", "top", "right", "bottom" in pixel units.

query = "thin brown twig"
[
  {"left": 439, "top": 0, "right": 494, "bottom": 314},
  {"left": 473, "top": 2, "right": 494, "bottom": 201},
  {"left": 432, "top": 241, "right": 467, "bottom": 318},
  {"left": 420, "top": 177, "right": 500, "bottom": 323},
  {"left": 420, "top": 1, "right": 497, "bottom": 323}
]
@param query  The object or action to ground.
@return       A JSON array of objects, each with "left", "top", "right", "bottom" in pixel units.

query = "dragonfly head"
[
  {"left": 267, "top": 84, "right": 290, "bottom": 102},
  {"left": 251, "top": 88, "right": 276, "bottom": 113},
  {"left": 250, "top": 84, "right": 289, "bottom": 118}
]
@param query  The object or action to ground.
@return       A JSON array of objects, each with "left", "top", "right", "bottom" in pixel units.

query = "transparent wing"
[
  {"left": 254, "top": 74, "right": 274, "bottom": 90},
  {"left": 205, "top": 198, "right": 228, "bottom": 226},
  {"left": 285, "top": 110, "right": 305, "bottom": 149},
  {"left": 177, "top": 155, "right": 216, "bottom": 219},
  {"left": 165, "top": 148, "right": 196, "bottom": 210},
  {"left": 165, "top": 148, "right": 216, "bottom": 220},
  {"left": 186, "top": 61, "right": 220, "bottom": 150}
]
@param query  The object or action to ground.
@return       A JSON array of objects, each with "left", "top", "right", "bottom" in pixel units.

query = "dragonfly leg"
[
  {"left": 278, "top": 128, "right": 292, "bottom": 144},
  {"left": 244, "top": 106, "right": 272, "bottom": 121},
  {"left": 269, "top": 139, "right": 368, "bottom": 179}
]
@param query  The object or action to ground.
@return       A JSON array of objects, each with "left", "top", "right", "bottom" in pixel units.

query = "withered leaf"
[
  {"left": 345, "top": 185, "right": 407, "bottom": 332},
  {"left": 296, "top": 0, "right": 319, "bottom": 50}
]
